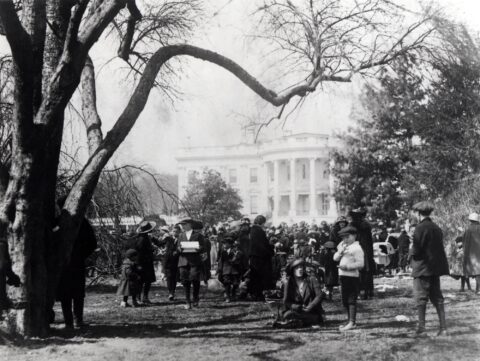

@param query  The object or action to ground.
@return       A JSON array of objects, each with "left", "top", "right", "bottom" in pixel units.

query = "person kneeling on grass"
[
  {"left": 333, "top": 225, "right": 364, "bottom": 331},
  {"left": 117, "top": 249, "right": 142, "bottom": 308},
  {"left": 273, "top": 258, "right": 325, "bottom": 328}
]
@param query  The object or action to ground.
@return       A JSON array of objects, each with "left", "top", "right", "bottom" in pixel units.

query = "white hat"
[{"left": 468, "top": 213, "right": 479, "bottom": 222}]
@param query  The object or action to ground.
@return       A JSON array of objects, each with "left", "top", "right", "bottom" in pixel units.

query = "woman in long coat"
[
  {"left": 134, "top": 221, "right": 158, "bottom": 304},
  {"left": 463, "top": 213, "right": 480, "bottom": 293},
  {"left": 349, "top": 208, "right": 375, "bottom": 300}
]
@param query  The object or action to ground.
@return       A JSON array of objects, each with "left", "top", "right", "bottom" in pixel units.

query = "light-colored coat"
[{"left": 333, "top": 240, "right": 365, "bottom": 278}]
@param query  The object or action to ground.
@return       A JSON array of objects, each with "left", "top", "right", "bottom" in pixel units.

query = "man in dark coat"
[
  {"left": 411, "top": 201, "right": 449, "bottom": 337},
  {"left": 57, "top": 218, "right": 97, "bottom": 329},
  {"left": 349, "top": 208, "right": 375, "bottom": 299},
  {"left": 463, "top": 212, "right": 480, "bottom": 293},
  {"left": 248, "top": 215, "right": 274, "bottom": 301},
  {"left": 177, "top": 218, "right": 206, "bottom": 309}
]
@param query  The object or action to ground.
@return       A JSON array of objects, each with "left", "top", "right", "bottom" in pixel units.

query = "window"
[
  {"left": 187, "top": 170, "right": 196, "bottom": 183},
  {"left": 250, "top": 168, "right": 258, "bottom": 183},
  {"left": 323, "top": 169, "right": 330, "bottom": 179},
  {"left": 250, "top": 195, "right": 259, "bottom": 214},
  {"left": 229, "top": 169, "right": 237, "bottom": 184},
  {"left": 302, "top": 164, "right": 307, "bottom": 179},
  {"left": 320, "top": 193, "right": 330, "bottom": 215}
]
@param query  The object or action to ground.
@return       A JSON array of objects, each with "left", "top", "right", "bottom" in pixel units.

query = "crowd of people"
[{"left": 2, "top": 199, "right": 480, "bottom": 337}]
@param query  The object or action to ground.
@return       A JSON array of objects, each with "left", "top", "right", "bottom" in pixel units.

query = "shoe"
[
  {"left": 225, "top": 298, "right": 231, "bottom": 303},
  {"left": 142, "top": 298, "right": 152, "bottom": 305},
  {"left": 74, "top": 321, "right": 86, "bottom": 329},
  {"left": 184, "top": 303, "right": 192, "bottom": 310},
  {"left": 192, "top": 299, "right": 199, "bottom": 307},
  {"left": 436, "top": 328, "right": 449, "bottom": 337},
  {"left": 132, "top": 301, "right": 141, "bottom": 308},
  {"left": 120, "top": 301, "right": 131, "bottom": 308},
  {"left": 64, "top": 323, "right": 74, "bottom": 330},
  {"left": 415, "top": 327, "right": 428, "bottom": 338},
  {"left": 339, "top": 322, "right": 356, "bottom": 331},
  {"left": 168, "top": 294, "right": 175, "bottom": 301}
]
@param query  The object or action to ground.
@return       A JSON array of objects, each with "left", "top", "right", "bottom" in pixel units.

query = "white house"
[{"left": 176, "top": 129, "right": 338, "bottom": 225}]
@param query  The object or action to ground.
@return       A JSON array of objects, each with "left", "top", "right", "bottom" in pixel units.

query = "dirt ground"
[{"left": 1, "top": 276, "right": 479, "bottom": 361}]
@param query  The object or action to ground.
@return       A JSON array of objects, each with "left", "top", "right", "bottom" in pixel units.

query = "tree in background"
[
  {"left": 181, "top": 169, "right": 242, "bottom": 225},
  {"left": 332, "top": 20, "right": 480, "bottom": 224}
]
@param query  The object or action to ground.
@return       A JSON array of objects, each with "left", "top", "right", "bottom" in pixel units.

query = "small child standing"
[
  {"left": 217, "top": 237, "right": 244, "bottom": 302},
  {"left": 117, "top": 249, "right": 142, "bottom": 307},
  {"left": 333, "top": 226, "right": 364, "bottom": 331},
  {"left": 320, "top": 241, "right": 339, "bottom": 300}
]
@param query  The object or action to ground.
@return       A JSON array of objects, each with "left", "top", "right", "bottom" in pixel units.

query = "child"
[
  {"left": 333, "top": 226, "right": 364, "bottom": 331},
  {"left": 320, "top": 241, "right": 339, "bottom": 300},
  {"left": 449, "top": 231, "right": 471, "bottom": 292},
  {"left": 117, "top": 249, "right": 142, "bottom": 307},
  {"left": 217, "top": 237, "right": 244, "bottom": 302}
]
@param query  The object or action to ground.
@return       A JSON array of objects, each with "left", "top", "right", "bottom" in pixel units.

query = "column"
[
  {"left": 261, "top": 162, "right": 269, "bottom": 215},
  {"left": 273, "top": 160, "right": 280, "bottom": 221},
  {"left": 327, "top": 158, "right": 338, "bottom": 218},
  {"left": 309, "top": 158, "right": 317, "bottom": 217},
  {"left": 289, "top": 158, "right": 296, "bottom": 217}
]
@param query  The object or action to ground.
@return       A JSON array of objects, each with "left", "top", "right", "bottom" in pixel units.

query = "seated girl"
[{"left": 274, "top": 258, "right": 325, "bottom": 328}]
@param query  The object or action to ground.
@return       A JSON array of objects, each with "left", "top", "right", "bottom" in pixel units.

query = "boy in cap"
[
  {"left": 410, "top": 201, "right": 449, "bottom": 337},
  {"left": 333, "top": 225, "right": 364, "bottom": 331},
  {"left": 217, "top": 236, "right": 244, "bottom": 302}
]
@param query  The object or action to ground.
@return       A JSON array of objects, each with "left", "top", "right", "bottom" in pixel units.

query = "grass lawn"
[{"left": 1, "top": 276, "right": 479, "bottom": 361}]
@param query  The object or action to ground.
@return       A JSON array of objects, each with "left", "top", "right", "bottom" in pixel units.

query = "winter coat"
[
  {"left": 463, "top": 222, "right": 480, "bottom": 276},
  {"left": 177, "top": 230, "right": 206, "bottom": 268},
  {"left": 218, "top": 247, "right": 244, "bottom": 276},
  {"left": 57, "top": 219, "right": 97, "bottom": 300},
  {"left": 134, "top": 234, "right": 157, "bottom": 283},
  {"left": 116, "top": 258, "right": 142, "bottom": 296},
  {"left": 162, "top": 235, "right": 180, "bottom": 270},
  {"left": 410, "top": 217, "right": 449, "bottom": 277},
  {"left": 283, "top": 275, "right": 324, "bottom": 315},
  {"left": 249, "top": 224, "right": 274, "bottom": 259}
]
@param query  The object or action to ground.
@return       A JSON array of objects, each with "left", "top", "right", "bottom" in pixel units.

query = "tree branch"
[{"left": 0, "top": 0, "right": 32, "bottom": 70}]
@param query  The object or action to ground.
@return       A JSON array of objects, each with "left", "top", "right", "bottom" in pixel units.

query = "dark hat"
[
  {"left": 136, "top": 221, "right": 156, "bottom": 234},
  {"left": 338, "top": 225, "right": 357, "bottom": 237},
  {"left": 192, "top": 220, "right": 204, "bottom": 230},
  {"left": 336, "top": 216, "right": 347, "bottom": 223},
  {"left": 223, "top": 236, "right": 234, "bottom": 244},
  {"left": 286, "top": 258, "right": 305, "bottom": 276},
  {"left": 324, "top": 241, "right": 336, "bottom": 249},
  {"left": 240, "top": 217, "right": 251, "bottom": 225},
  {"left": 125, "top": 249, "right": 138, "bottom": 258},
  {"left": 412, "top": 201, "right": 434, "bottom": 214},
  {"left": 349, "top": 207, "right": 367, "bottom": 217}
]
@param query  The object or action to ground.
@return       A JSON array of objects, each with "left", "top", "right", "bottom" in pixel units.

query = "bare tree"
[{"left": 0, "top": 0, "right": 436, "bottom": 336}]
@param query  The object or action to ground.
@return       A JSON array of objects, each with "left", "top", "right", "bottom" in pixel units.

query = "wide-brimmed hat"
[
  {"left": 286, "top": 258, "right": 305, "bottom": 276},
  {"left": 178, "top": 218, "right": 195, "bottom": 225},
  {"left": 338, "top": 225, "right": 357, "bottom": 237},
  {"left": 468, "top": 213, "right": 479, "bottom": 222},
  {"left": 412, "top": 201, "right": 434, "bottom": 215},
  {"left": 136, "top": 221, "right": 156, "bottom": 234}
]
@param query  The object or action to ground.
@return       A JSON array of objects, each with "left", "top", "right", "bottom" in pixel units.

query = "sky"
[{"left": 2, "top": 0, "right": 480, "bottom": 174}]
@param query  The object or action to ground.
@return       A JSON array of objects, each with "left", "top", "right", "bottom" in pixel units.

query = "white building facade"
[{"left": 176, "top": 132, "right": 338, "bottom": 225}]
